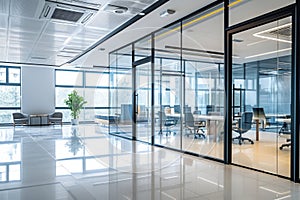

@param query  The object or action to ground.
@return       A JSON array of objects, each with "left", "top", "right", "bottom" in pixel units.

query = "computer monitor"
[{"left": 174, "top": 105, "right": 181, "bottom": 113}]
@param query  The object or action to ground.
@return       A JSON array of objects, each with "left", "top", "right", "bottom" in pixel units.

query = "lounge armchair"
[
  {"left": 12, "top": 112, "right": 29, "bottom": 126},
  {"left": 48, "top": 112, "right": 63, "bottom": 125}
]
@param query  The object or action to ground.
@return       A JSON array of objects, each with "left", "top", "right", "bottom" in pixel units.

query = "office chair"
[
  {"left": 48, "top": 112, "right": 63, "bottom": 125},
  {"left": 158, "top": 111, "right": 177, "bottom": 136},
  {"left": 185, "top": 112, "right": 205, "bottom": 139},
  {"left": 252, "top": 107, "right": 271, "bottom": 130},
  {"left": 279, "top": 122, "right": 291, "bottom": 150},
  {"left": 232, "top": 112, "right": 254, "bottom": 145},
  {"left": 12, "top": 112, "right": 29, "bottom": 126}
]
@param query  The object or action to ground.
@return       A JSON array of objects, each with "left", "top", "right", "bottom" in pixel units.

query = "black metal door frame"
[{"left": 225, "top": 4, "right": 299, "bottom": 181}]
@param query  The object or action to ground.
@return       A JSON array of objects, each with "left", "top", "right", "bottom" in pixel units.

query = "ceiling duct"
[{"left": 38, "top": 0, "right": 99, "bottom": 24}]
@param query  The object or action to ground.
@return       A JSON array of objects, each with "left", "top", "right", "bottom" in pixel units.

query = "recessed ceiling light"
[{"left": 160, "top": 9, "right": 175, "bottom": 17}]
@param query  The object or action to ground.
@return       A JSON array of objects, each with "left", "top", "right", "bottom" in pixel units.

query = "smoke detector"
[{"left": 103, "top": 4, "right": 128, "bottom": 14}]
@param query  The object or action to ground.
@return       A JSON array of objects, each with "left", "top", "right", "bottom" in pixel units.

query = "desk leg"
[{"left": 255, "top": 119, "right": 259, "bottom": 141}]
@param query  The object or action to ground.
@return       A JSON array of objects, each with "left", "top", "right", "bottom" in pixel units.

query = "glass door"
[
  {"left": 231, "top": 16, "right": 292, "bottom": 177},
  {"left": 133, "top": 61, "right": 152, "bottom": 143}
]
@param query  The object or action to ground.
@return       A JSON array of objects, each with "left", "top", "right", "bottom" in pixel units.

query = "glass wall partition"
[
  {"left": 182, "top": 4, "right": 224, "bottom": 159},
  {"left": 154, "top": 23, "right": 182, "bottom": 149},
  {"left": 133, "top": 35, "right": 153, "bottom": 143},
  {"left": 231, "top": 16, "right": 292, "bottom": 177},
  {"left": 109, "top": 45, "right": 133, "bottom": 138},
  {"left": 108, "top": 1, "right": 298, "bottom": 181},
  {"left": 229, "top": 0, "right": 295, "bottom": 26}
]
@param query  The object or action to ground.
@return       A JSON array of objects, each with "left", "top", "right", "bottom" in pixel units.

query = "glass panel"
[
  {"left": 0, "top": 109, "right": 21, "bottom": 123},
  {"left": 109, "top": 45, "right": 133, "bottom": 138},
  {"left": 229, "top": 0, "right": 295, "bottom": 26},
  {"left": 154, "top": 22, "right": 182, "bottom": 150},
  {"left": 85, "top": 72, "right": 109, "bottom": 87},
  {"left": 135, "top": 62, "right": 151, "bottom": 143},
  {"left": 9, "top": 164, "right": 20, "bottom": 181},
  {"left": 8, "top": 68, "right": 20, "bottom": 84},
  {"left": 55, "top": 88, "right": 83, "bottom": 107},
  {"left": 232, "top": 17, "right": 292, "bottom": 177},
  {"left": 0, "top": 166, "right": 6, "bottom": 182},
  {"left": 0, "top": 86, "right": 20, "bottom": 107},
  {"left": 85, "top": 88, "right": 108, "bottom": 107},
  {"left": 182, "top": 4, "right": 224, "bottom": 160},
  {"left": 0, "top": 67, "right": 6, "bottom": 83},
  {"left": 56, "top": 70, "right": 83, "bottom": 86},
  {"left": 134, "top": 35, "right": 151, "bottom": 61}
]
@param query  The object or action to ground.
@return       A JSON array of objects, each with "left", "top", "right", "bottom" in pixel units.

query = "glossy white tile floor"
[{"left": 0, "top": 124, "right": 300, "bottom": 200}]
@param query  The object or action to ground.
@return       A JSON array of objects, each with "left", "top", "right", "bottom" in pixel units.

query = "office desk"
[
  {"left": 194, "top": 114, "right": 224, "bottom": 141},
  {"left": 254, "top": 115, "right": 290, "bottom": 141}
]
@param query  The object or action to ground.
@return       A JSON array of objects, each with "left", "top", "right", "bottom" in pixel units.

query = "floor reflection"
[{"left": 0, "top": 125, "right": 299, "bottom": 200}]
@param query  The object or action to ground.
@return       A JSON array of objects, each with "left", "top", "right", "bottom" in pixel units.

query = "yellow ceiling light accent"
[{"left": 156, "top": 0, "right": 243, "bottom": 40}]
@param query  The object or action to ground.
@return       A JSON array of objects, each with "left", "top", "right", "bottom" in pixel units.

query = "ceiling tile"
[
  {"left": 10, "top": 16, "right": 45, "bottom": 34},
  {"left": 9, "top": 31, "right": 39, "bottom": 42},
  {"left": 10, "top": 0, "right": 44, "bottom": 18},
  {"left": 0, "top": 14, "right": 8, "bottom": 29},
  {"left": 87, "top": 12, "right": 129, "bottom": 30},
  {"left": 43, "top": 21, "right": 78, "bottom": 36},
  {"left": 77, "top": 27, "right": 108, "bottom": 40},
  {"left": 34, "top": 41, "right": 63, "bottom": 51},
  {"left": 8, "top": 41, "right": 34, "bottom": 50},
  {"left": 0, "top": 0, "right": 9, "bottom": 14},
  {"left": 39, "top": 34, "right": 68, "bottom": 44}
]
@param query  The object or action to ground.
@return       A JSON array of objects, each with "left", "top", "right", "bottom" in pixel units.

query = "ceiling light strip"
[
  {"left": 245, "top": 48, "right": 291, "bottom": 59},
  {"left": 156, "top": 0, "right": 242, "bottom": 40}
]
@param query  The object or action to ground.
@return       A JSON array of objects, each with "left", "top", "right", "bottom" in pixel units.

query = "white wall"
[{"left": 21, "top": 66, "right": 55, "bottom": 114}]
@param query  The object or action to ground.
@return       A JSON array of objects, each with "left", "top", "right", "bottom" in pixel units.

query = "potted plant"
[{"left": 64, "top": 90, "right": 87, "bottom": 125}]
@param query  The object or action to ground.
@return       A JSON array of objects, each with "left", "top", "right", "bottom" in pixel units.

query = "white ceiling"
[
  {"left": 75, "top": 0, "right": 294, "bottom": 68},
  {"left": 0, "top": 0, "right": 159, "bottom": 66},
  {"left": 0, "top": 0, "right": 295, "bottom": 68}
]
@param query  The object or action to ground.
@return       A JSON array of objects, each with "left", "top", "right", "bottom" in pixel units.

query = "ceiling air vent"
[{"left": 39, "top": 0, "right": 98, "bottom": 24}]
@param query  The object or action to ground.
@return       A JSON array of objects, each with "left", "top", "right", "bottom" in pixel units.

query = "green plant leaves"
[{"left": 64, "top": 90, "right": 87, "bottom": 119}]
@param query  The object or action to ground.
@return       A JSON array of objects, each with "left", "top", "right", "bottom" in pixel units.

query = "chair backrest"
[
  {"left": 206, "top": 105, "right": 215, "bottom": 115},
  {"left": 174, "top": 105, "right": 181, "bottom": 113},
  {"left": 240, "top": 112, "right": 253, "bottom": 130},
  {"left": 193, "top": 110, "right": 201, "bottom": 115},
  {"left": 51, "top": 112, "right": 62, "bottom": 118},
  {"left": 252, "top": 107, "right": 266, "bottom": 120},
  {"left": 13, "top": 112, "right": 26, "bottom": 119},
  {"left": 185, "top": 112, "right": 194, "bottom": 127}
]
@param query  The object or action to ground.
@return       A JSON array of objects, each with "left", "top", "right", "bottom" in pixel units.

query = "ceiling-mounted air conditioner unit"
[{"left": 38, "top": 0, "right": 99, "bottom": 24}]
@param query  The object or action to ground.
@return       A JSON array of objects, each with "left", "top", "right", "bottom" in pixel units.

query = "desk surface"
[{"left": 194, "top": 114, "right": 224, "bottom": 121}]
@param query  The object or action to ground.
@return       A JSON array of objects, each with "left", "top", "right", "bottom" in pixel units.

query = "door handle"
[{"left": 135, "top": 94, "right": 139, "bottom": 114}]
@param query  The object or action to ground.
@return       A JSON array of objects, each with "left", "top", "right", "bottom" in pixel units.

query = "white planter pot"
[{"left": 71, "top": 119, "right": 79, "bottom": 125}]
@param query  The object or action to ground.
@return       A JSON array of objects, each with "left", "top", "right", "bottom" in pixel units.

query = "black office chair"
[
  {"left": 279, "top": 122, "right": 291, "bottom": 150},
  {"left": 232, "top": 112, "right": 254, "bottom": 145},
  {"left": 158, "top": 111, "right": 177, "bottom": 136},
  {"left": 185, "top": 112, "right": 205, "bottom": 139}
]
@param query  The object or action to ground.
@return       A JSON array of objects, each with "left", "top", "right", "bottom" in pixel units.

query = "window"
[
  {"left": 0, "top": 66, "right": 21, "bottom": 124},
  {"left": 55, "top": 69, "right": 109, "bottom": 122}
]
